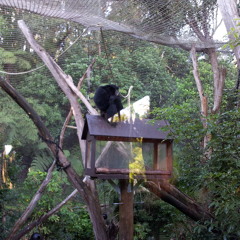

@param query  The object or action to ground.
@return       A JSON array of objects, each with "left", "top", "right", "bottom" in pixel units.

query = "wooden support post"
[{"left": 119, "top": 179, "right": 134, "bottom": 240}]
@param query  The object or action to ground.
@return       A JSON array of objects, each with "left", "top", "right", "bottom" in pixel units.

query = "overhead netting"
[
  {"left": 0, "top": 0, "right": 232, "bottom": 171},
  {"left": 0, "top": 0, "right": 230, "bottom": 110},
  {"left": 0, "top": 0, "right": 226, "bottom": 50}
]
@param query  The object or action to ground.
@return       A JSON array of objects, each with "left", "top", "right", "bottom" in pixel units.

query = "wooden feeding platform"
[{"left": 81, "top": 115, "right": 174, "bottom": 180}]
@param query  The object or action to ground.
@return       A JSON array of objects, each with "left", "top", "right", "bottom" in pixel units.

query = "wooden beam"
[
  {"left": 96, "top": 168, "right": 171, "bottom": 175},
  {"left": 119, "top": 179, "right": 134, "bottom": 240}
]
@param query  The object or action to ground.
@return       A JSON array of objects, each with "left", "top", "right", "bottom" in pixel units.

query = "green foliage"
[
  {"left": 151, "top": 50, "right": 239, "bottom": 237},
  {"left": 134, "top": 222, "right": 150, "bottom": 240},
  {"left": 198, "top": 109, "right": 240, "bottom": 239},
  {"left": 224, "top": 26, "right": 240, "bottom": 49},
  {"left": 1, "top": 170, "right": 94, "bottom": 239},
  {"left": 0, "top": 48, "right": 32, "bottom": 71},
  {"left": 134, "top": 192, "right": 186, "bottom": 239},
  {"left": 129, "top": 46, "right": 177, "bottom": 107},
  {"left": 173, "top": 108, "right": 240, "bottom": 240},
  {"left": 30, "top": 151, "right": 54, "bottom": 171},
  {"left": 152, "top": 101, "right": 204, "bottom": 193},
  {"left": 49, "top": 205, "right": 93, "bottom": 239},
  {"left": 1, "top": 9, "right": 239, "bottom": 239},
  {"left": 62, "top": 37, "right": 179, "bottom": 110},
  {"left": 0, "top": 91, "right": 39, "bottom": 147},
  {"left": 153, "top": 100, "right": 240, "bottom": 239},
  {"left": 0, "top": 48, "right": 16, "bottom": 65},
  {"left": 25, "top": 171, "right": 93, "bottom": 239}
]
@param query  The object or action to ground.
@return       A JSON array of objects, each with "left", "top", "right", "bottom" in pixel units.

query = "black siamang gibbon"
[
  {"left": 29, "top": 233, "right": 42, "bottom": 240},
  {"left": 94, "top": 84, "right": 123, "bottom": 124}
]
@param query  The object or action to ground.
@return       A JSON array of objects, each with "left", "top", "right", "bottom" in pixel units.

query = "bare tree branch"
[
  {"left": 5, "top": 160, "right": 56, "bottom": 240},
  {"left": 16, "top": 20, "right": 108, "bottom": 240},
  {"left": 0, "top": 76, "right": 107, "bottom": 240},
  {"left": 202, "top": 1, "right": 211, "bottom": 39},
  {"left": 63, "top": 75, "right": 97, "bottom": 115},
  {"left": 144, "top": 181, "right": 213, "bottom": 221},
  {"left": 17, "top": 20, "right": 95, "bottom": 162},
  {"left": 14, "top": 189, "right": 78, "bottom": 240},
  {"left": 207, "top": 48, "right": 226, "bottom": 113},
  {"left": 217, "top": 0, "right": 240, "bottom": 68},
  {"left": 185, "top": 18, "right": 206, "bottom": 42},
  {"left": 78, "top": 59, "right": 96, "bottom": 89},
  {"left": 190, "top": 45, "right": 212, "bottom": 158},
  {"left": 59, "top": 58, "right": 96, "bottom": 148},
  {"left": 190, "top": 45, "right": 208, "bottom": 123},
  {"left": 1, "top": 57, "right": 97, "bottom": 239}
]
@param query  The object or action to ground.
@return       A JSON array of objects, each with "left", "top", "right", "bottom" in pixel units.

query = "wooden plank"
[
  {"left": 119, "top": 179, "right": 134, "bottom": 240},
  {"left": 96, "top": 168, "right": 171, "bottom": 175}
]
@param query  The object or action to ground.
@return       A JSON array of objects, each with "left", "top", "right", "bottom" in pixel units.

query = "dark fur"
[
  {"left": 29, "top": 233, "right": 42, "bottom": 240},
  {"left": 94, "top": 84, "right": 123, "bottom": 120}
]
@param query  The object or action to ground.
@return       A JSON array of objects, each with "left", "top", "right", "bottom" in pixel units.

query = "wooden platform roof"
[{"left": 82, "top": 115, "right": 173, "bottom": 141}]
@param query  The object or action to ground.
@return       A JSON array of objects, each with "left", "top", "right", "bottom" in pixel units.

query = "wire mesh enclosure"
[
  {"left": 0, "top": 0, "right": 226, "bottom": 51},
  {"left": 82, "top": 115, "right": 173, "bottom": 180}
]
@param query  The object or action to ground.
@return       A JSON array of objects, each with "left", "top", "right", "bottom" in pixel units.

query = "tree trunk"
[
  {"left": 144, "top": 181, "right": 213, "bottom": 222},
  {"left": 0, "top": 77, "right": 108, "bottom": 240},
  {"left": 0, "top": 19, "right": 217, "bottom": 240},
  {"left": 207, "top": 48, "right": 226, "bottom": 114},
  {"left": 190, "top": 45, "right": 226, "bottom": 161},
  {"left": 218, "top": 0, "right": 240, "bottom": 107},
  {"left": 190, "top": 45, "right": 210, "bottom": 157},
  {"left": 119, "top": 180, "right": 134, "bottom": 240},
  {"left": 16, "top": 20, "right": 108, "bottom": 240},
  {"left": 217, "top": 0, "right": 240, "bottom": 68}
]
